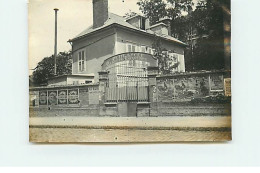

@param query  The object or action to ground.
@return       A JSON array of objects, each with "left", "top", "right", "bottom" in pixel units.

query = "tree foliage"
[
  {"left": 152, "top": 36, "right": 179, "bottom": 74},
  {"left": 32, "top": 51, "right": 72, "bottom": 86},
  {"left": 137, "top": 0, "right": 193, "bottom": 25},
  {"left": 137, "top": 0, "right": 231, "bottom": 71},
  {"left": 191, "top": 0, "right": 230, "bottom": 70},
  {"left": 124, "top": 10, "right": 138, "bottom": 18}
]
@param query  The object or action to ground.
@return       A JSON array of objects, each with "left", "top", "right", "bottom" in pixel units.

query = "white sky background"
[{"left": 28, "top": 0, "right": 140, "bottom": 74}]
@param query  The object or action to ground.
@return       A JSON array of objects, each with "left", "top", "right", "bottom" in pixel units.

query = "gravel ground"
[
  {"left": 30, "top": 128, "right": 231, "bottom": 142},
  {"left": 29, "top": 116, "right": 231, "bottom": 142}
]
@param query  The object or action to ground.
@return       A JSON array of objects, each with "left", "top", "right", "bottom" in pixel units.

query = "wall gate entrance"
[
  {"left": 105, "top": 62, "right": 149, "bottom": 103},
  {"left": 101, "top": 52, "right": 158, "bottom": 106}
]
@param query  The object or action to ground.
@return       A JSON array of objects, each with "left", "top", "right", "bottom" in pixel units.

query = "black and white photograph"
[{"left": 28, "top": 0, "right": 231, "bottom": 142}]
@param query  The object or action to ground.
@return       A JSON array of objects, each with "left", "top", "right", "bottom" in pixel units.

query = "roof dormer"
[
  {"left": 126, "top": 14, "right": 149, "bottom": 30},
  {"left": 148, "top": 22, "right": 169, "bottom": 35}
]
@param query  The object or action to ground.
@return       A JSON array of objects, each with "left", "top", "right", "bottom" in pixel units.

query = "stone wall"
[
  {"left": 155, "top": 71, "right": 230, "bottom": 102},
  {"left": 29, "top": 70, "right": 231, "bottom": 117},
  {"left": 136, "top": 102, "right": 231, "bottom": 117},
  {"left": 29, "top": 84, "right": 100, "bottom": 108},
  {"left": 30, "top": 106, "right": 118, "bottom": 117}
]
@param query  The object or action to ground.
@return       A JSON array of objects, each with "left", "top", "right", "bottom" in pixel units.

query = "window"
[
  {"left": 126, "top": 43, "right": 140, "bottom": 52},
  {"left": 127, "top": 44, "right": 132, "bottom": 52},
  {"left": 132, "top": 45, "right": 136, "bottom": 52},
  {"left": 141, "top": 46, "right": 146, "bottom": 53},
  {"left": 148, "top": 48, "right": 152, "bottom": 54},
  {"left": 144, "top": 47, "right": 153, "bottom": 55},
  {"left": 78, "top": 50, "right": 85, "bottom": 71}
]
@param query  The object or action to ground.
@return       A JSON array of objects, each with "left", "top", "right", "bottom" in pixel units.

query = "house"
[
  {"left": 29, "top": 0, "right": 230, "bottom": 116},
  {"left": 63, "top": 0, "right": 186, "bottom": 86}
]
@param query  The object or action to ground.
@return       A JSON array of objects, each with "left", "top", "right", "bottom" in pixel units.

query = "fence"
[
  {"left": 104, "top": 62, "right": 150, "bottom": 103},
  {"left": 105, "top": 84, "right": 149, "bottom": 103}
]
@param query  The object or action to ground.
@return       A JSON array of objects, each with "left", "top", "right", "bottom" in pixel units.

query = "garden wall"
[
  {"left": 29, "top": 70, "right": 231, "bottom": 117},
  {"left": 155, "top": 71, "right": 231, "bottom": 102}
]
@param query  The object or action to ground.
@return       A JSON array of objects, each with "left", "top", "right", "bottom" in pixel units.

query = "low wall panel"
[{"left": 79, "top": 88, "right": 89, "bottom": 106}]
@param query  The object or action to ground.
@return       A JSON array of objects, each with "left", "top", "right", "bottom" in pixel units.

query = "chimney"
[{"left": 93, "top": 0, "right": 108, "bottom": 29}]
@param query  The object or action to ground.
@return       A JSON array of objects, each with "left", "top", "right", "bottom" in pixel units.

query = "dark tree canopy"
[
  {"left": 137, "top": 0, "right": 193, "bottom": 25},
  {"left": 32, "top": 51, "right": 72, "bottom": 86},
  {"left": 137, "top": 0, "right": 231, "bottom": 71},
  {"left": 190, "top": 0, "right": 230, "bottom": 71}
]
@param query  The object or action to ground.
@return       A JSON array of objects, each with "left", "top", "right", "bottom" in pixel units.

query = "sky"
[{"left": 28, "top": 0, "right": 140, "bottom": 74}]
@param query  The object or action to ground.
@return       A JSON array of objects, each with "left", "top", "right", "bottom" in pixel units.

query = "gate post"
[
  {"left": 98, "top": 71, "right": 108, "bottom": 105},
  {"left": 147, "top": 66, "right": 159, "bottom": 103}
]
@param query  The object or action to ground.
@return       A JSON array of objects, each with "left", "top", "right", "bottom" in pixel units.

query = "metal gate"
[{"left": 105, "top": 61, "right": 149, "bottom": 103}]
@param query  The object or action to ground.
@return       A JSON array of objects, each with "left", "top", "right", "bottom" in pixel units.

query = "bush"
[{"left": 190, "top": 95, "right": 231, "bottom": 104}]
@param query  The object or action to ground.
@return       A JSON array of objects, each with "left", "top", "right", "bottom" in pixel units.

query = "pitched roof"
[
  {"left": 125, "top": 13, "right": 145, "bottom": 21},
  {"left": 148, "top": 22, "right": 168, "bottom": 29},
  {"left": 69, "top": 13, "right": 187, "bottom": 46}
]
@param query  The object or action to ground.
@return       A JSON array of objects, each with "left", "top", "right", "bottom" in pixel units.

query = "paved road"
[{"left": 29, "top": 116, "right": 231, "bottom": 142}]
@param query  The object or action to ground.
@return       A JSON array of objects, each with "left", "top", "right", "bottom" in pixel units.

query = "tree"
[
  {"left": 137, "top": 0, "right": 167, "bottom": 25},
  {"left": 190, "top": 0, "right": 230, "bottom": 70},
  {"left": 32, "top": 51, "right": 72, "bottom": 86},
  {"left": 137, "top": 0, "right": 230, "bottom": 71},
  {"left": 152, "top": 35, "right": 179, "bottom": 74},
  {"left": 124, "top": 10, "right": 138, "bottom": 18},
  {"left": 137, "top": 0, "right": 193, "bottom": 25},
  {"left": 137, "top": 0, "right": 195, "bottom": 72}
]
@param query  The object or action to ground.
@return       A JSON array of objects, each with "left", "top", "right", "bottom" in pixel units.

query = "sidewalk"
[{"left": 30, "top": 116, "right": 231, "bottom": 129}]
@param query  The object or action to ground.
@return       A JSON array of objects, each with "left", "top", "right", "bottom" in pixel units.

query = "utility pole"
[{"left": 54, "top": 8, "right": 59, "bottom": 76}]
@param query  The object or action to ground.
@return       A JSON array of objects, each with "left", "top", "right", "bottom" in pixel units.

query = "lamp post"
[{"left": 54, "top": 8, "right": 59, "bottom": 76}]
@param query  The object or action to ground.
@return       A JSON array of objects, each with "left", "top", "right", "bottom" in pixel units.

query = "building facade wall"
[
  {"left": 72, "top": 28, "right": 116, "bottom": 82},
  {"left": 115, "top": 28, "right": 185, "bottom": 72},
  {"left": 72, "top": 26, "right": 186, "bottom": 82},
  {"left": 115, "top": 28, "right": 184, "bottom": 55},
  {"left": 48, "top": 77, "right": 68, "bottom": 86},
  {"left": 67, "top": 76, "right": 94, "bottom": 85},
  {"left": 116, "top": 28, "right": 155, "bottom": 53}
]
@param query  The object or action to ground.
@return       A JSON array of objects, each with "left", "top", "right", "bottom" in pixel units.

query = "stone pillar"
[
  {"left": 98, "top": 71, "right": 108, "bottom": 105},
  {"left": 147, "top": 66, "right": 159, "bottom": 103},
  {"left": 147, "top": 66, "right": 159, "bottom": 117}
]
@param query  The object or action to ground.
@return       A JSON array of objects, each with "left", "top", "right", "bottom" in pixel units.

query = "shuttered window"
[{"left": 78, "top": 50, "right": 85, "bottom": 72}]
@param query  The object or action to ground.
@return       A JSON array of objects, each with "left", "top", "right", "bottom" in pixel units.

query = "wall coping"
[
  {"left": 48, "top": 74, "right": 95, "bottom": 80},
  {"left": 156, "top": 70, "right": 231, "bottom": 79},
  {"left": 29, "top": 83, "right": 99, "bottom": 91}
]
